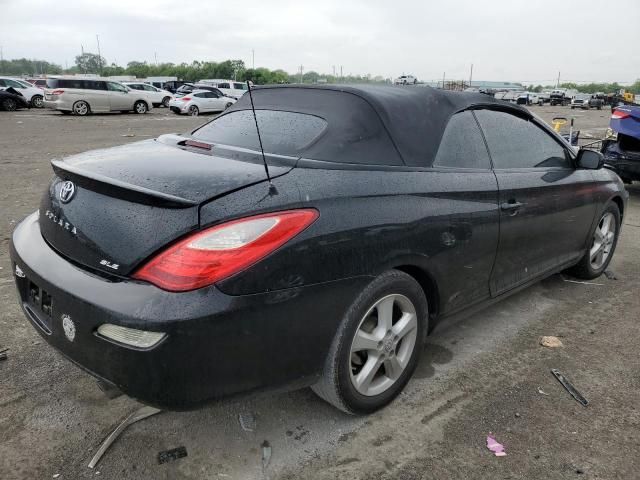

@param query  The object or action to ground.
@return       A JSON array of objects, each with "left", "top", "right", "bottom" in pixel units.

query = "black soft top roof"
[{"left": 228, "top": 84, "right": 531, "bottom": 167}]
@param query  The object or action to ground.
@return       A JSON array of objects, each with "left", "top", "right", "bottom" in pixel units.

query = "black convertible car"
[{"left": 11, "top": 85, "right": 627, "bottom": 413}]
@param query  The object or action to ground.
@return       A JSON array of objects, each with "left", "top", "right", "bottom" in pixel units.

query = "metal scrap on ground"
[
  {"left": 0, "top": 348, "right": 8, "bottom": 361},
  {"left": 551, "top": 369, "right": 589, "bottom": 406},
  {"left": 158, "top": 446, "right": 188, "bottom": 464}
]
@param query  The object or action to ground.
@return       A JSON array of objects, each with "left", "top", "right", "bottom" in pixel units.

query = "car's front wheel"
[
  {"left": 312, "top": 270, "right": 427, "bottom": 414},
  {"left": 567, "top": 202, "right": 620, "bottom": 279},
  {"left": 162, "top": 96, "right": 171, "bottom": 107},
  {"left": 1, "top": 98, "right": 18, "bottom": 111}
]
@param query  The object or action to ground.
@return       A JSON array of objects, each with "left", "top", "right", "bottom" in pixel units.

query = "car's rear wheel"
[
  {"left": 134, "top": 101, "right": 148, "bottom": 114},
  {"left": 162, "top": 96, "right": 171, "bottom": 107},
  {"left": 1, "top": 98, "right": 18, "bottom": 111},
  {"left": 567, "top": 202, "right": 620, "bottom": 279},
  {"left": 188, "top": 105, "right": 199, "bottom": 116},
  {"left": 73, "top": 100, "right": 90, "bottom": 116},
  {"left": 31, "top": 95, "right": 44, "bottom": 108},
  {"left": 312, "top": 270, "right": 427, "bottom": 414}
]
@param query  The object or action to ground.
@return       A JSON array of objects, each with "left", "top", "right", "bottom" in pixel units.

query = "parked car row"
[
  {"left": 169, "top": 89, "right": 236, "bottom": 116},
  {"left": 571, "top": 93, "right": 604, "bottom": 110}
]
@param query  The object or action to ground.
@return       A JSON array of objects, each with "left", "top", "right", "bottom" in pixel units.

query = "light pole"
[
  {"left": 96, "top": 35, "right": 103, "bottom": 75},
  {"left": 252, "top": 49, "right": 255, "bottom": 70}
]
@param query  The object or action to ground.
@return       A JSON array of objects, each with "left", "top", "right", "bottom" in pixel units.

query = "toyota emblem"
[{"left": 59, "top": 181, "right": 76, "bottom": 203}]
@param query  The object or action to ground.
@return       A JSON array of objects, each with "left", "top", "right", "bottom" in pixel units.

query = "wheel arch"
[
  {"left": 611, "top": 195, "right": 624, "bottom": 220},
  {"left": 392, "top": 264, "right": 440, "bottom": 333}
]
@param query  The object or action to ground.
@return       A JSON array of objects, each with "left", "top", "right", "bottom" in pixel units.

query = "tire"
[
  {"left": 311, "top": 270, "right": 427, "bottom": 414},
  {"left": 567, "top": 202, "right": 620, "bottom": 280},
  {"left": 60, "top": 110, "right": 72, "bottom": 115},
  {"left": 597, "top": 106, "right": 602, "bottom": 110},
  {"left": 188, "top": 105, "right": 199, "bottom": 116},
  {"left": 134, "top": 101, "right": 148, "bottom": 114},
  {"left": 162, "top": 96, "right": 171, "bottom": 107},
  {"left": 2, "top": 98, "right": 18, "bottom": 111},
  {"left": 72, "top": 100, "right": 90, "bottom": 116},
  {"left": 224, "top": 102, "right": 233, "bottom": 110},
  {"left": 31, "top": 95, "right": 44, "bottom": 108},
  {"left": 571, "top": 106, "right": 575, "bottom": 109}
]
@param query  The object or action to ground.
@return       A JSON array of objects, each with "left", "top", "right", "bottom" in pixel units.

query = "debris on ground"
[
  {"left": 486, "top": 434, "right": 506, "bottom": 456},
  {"left": 238, "top": 412, "right": 256, "bottom": 432},
  {"left": 604, "top": 270, "right": 617, "bottom": 280},
  {"left": 261, "top": 440, "right": 272, "bottom": 469},
  {"left": 561, "top": 276, "right": 604, "bottom": 286},
  {"left": 540, "top": 336, "right": 563, "bottom": 348},
  {"left": 52, "top": 474, "right": 61, "bottom": 478},
  {"left": 538, "top": 387, "right": 550, "bottom": 396},
  {"left": 551, "top": 369, "right": 589, "bottom": 406},
  {"left": 121, "top": 134, "right": 136, "bottom": 137},
  {"left": 88, "top": 405, "right": 162, "bottom": 469},
  {"left": 158, "top": 446, "right": 188, "bottom": 464},
  {"left": 0, "top": 348, "right": 8, "bottom": 361}
]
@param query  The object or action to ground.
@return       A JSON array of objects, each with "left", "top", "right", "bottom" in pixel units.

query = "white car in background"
[
  {"left": 0, "top": 77, "right": 45, "bottom": 107},
  {"left": 169, "top": 89, "right": 236, "bottom": 116},
  {"left": 123, "top": 82, "right": 174, "bottom": 107},
  {"left": 394, "top": 75, "right": 417, "bottom": 85},
  {"left": 198, "top": 79, "right": 248, "bottom": 99}
]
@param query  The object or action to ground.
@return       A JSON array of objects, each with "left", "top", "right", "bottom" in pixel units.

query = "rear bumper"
[
  {"left": 43, "top": 98, "right": 71, "bottom": 111},
  {"left": 10, "top": 212, "right": 368, "bottom": 409}
]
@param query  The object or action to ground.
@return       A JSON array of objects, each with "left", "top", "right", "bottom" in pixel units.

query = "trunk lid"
[{"left": 40, "top": 135, "right": 293, "bottom": 276}]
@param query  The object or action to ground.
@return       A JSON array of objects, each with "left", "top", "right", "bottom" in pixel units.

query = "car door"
[
  {"left": 82, "top": 80, "right": 110, "bottom": 112},
  {"left": 423, "top": 111, "right": 500, "bottom": 313},
  {"left": 106, "top": 81, "right": 132, "bottom": 111},
  {"left": 143, "top": 84, "right": 161, "bottom": 103},
  {"left": 474, "top": 109, "right": 597, "bottom": 296}
]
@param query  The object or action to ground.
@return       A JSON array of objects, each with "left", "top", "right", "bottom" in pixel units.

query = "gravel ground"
[{"left": 0, "top": 105, "right": 638, "bottom": 480}]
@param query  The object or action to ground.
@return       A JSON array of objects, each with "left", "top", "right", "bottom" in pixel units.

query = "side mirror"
[{"left": 577, "top": 149, "right": 604, "bottom": 170}]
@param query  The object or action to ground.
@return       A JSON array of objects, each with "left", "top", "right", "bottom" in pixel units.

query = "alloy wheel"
[
  {"left": 73, "top": 101, "right": 89, "bottom": 115},
  {"left": 135, "top": 102, "right": 147, "bottom": 114},
  {"left": 31, "top": 95, "right": 44, "bottom": 108},
  {"left": 590, "top": 212, "right": 616, "bottom": 270},
  {"left": 3, "top": 99, "right": 17, "bottom": 111},
  {"left": 188, "top": 106, "right": 199, "bottom": 116},
  {"left": 349, "top": 294, "right": 418, "bottom": 397}
]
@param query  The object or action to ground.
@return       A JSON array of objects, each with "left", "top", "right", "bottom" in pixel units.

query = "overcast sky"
[{"left": 1, "top": 0, "right": 638, "bottom": 84}]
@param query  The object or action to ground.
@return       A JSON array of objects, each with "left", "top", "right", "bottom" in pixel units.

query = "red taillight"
[
  {"left": 180, "top": 97, "right": 191, "bottom": 101},
  {"left": 611, "top": 109, "right": 630, "bottom": 120},
  {"left": 51, "top": 89, "right": 64, "bottom": 95},
  {"left": 132, "top": 209, "right": 319, "bottom": 292}
]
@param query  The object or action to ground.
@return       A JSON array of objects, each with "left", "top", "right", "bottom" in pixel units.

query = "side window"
[
  {"left": 217, "top": 82, "right": 230, "bottom": 89},
  {"left": 107, "top": 82, "right": 128, "bottom": 93},
  {"left": 233, "top": 82, "right": 246, "bottom": 90},
  {"left": 433, "top": 111, "right": 491, "bottom": 169},
  {"left": 5, "top": 79, "right": 24, "bottom": 88},
  {"left": 475, "top": 110, "right": 571, "bottom": 169},
  {"left": 194, "top": 92, "right": 206, "bottom": 98},
  {"left": 143, "top": 84, "right": 156, "bottom": 91},
  {"left": 0, "top": 79, "right": 6, "bottom": 87}
]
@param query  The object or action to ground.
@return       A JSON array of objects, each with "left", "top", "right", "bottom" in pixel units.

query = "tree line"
[
  {"left": 1, "top": 54, "right": 638, "bottom": 92},
  {"left": 0, "top": 53, "right": 390, "bottom": 85}
]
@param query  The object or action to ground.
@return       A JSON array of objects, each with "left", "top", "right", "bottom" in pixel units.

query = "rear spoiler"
[{"left": 51, "top": 159, "right": 197, "bottom": 209}]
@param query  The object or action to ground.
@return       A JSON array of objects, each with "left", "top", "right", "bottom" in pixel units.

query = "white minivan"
[
  {"left": 197, "top": 79, "right": 248, "bottom": 99},
  {"left": 43, "top": 78, "right": 154, "bottom": 115}
]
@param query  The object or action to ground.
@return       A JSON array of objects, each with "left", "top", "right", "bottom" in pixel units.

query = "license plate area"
[{"left": 20, "top": 276, "right": 53, "bottom": 335}]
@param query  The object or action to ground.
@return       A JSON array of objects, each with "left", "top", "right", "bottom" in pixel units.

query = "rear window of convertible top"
[{"left": 191, "top": 110, "right": 328, "bottom": 157}]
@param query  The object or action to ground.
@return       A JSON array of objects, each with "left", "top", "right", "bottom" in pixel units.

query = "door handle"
[{"left": 500, "top": 201, "right": 524, "bottom": 211}]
